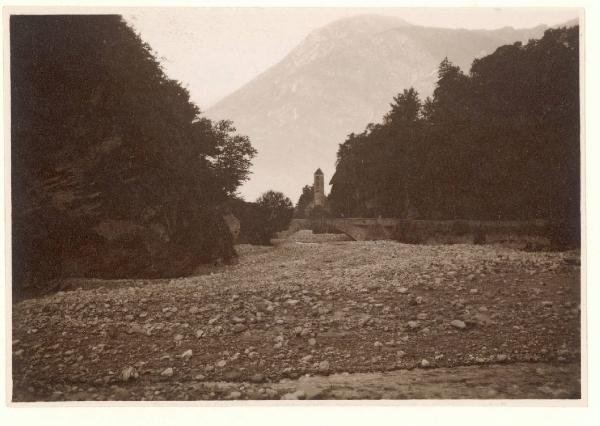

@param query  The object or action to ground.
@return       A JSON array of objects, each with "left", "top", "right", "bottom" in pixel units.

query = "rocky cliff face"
[{"left": 207, "top": 15, "right": 550, "bottom": 200}]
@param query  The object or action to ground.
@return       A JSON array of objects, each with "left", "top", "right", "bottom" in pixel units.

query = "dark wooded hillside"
[
  {"left": 329, "top": 26, "right": 579, "bottom": 246},
  {"left": 11, "top": 15, "right": 256, "bottom": 297}
]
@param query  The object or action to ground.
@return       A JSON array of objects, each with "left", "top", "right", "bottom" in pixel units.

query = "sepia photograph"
[{"left": 5, "top": 5, "right": 584, "bottom": 404}]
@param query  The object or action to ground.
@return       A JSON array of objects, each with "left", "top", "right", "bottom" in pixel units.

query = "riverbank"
[{"left": 12, "top": 231, "right": 581, "bottom": 401}]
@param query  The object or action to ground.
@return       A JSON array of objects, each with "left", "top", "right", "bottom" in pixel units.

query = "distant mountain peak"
[
  {"left": 207, "top": 19, "right": 555, "bottom": 201},
  {"left": 317, "top": 14, "right": 414, "bottom": 32}
]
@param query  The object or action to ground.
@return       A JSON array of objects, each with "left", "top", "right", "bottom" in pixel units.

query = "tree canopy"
[
  {"left": 10, "top": 15, "right": 256, "bottom": 294},
  {"left": 328, "top": 26, "right": 579, "bottom": 245}
]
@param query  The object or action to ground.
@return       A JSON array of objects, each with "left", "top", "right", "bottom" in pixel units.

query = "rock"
[
  {"left": 496, "top": 354, "right": 508, "bottom": 362},
  {"left": 249, "top": 373, "right": 265, "bottom": 383},
  {"left": 420, "top": 359, "right": 430, "bottom": 368},
  {"left": 469, "top": 288, "right": 478, "bottom": 294},
  {"left": 407, "top": 320, "right": 420, "bottom": 329},
  {"left": 189, "top": 307, "right": 200, "bottom": 314},
  {"left": 120, "top": 366, "right": 138, "bottom": 382},
  {"left": 397, "top": 287, "right": 408, "bottom": 294},
  {"left": 318, "top": 360, "right": 330, "bottom": 372},
  {"left": 542, "top": 301, "right": 554, "bottom": 307},
  {"left": 216, "top": 360, "right": 227, "bottom": 368},
  {"left": 195, "top": 329, "right": 205, "bottom": 338},
  {"left": 224, "top": 370, "right": 241, "bottom": 381},
  {"left": 173, "top": 334, "right": 184, "bottom": 341},
  {"left": 194, "top": 374, "right": 206, "bottom": 380},
  {"left": 228, "top": 391, "right": 242, "bottom": 399},
  {"left": 112, "top": 386, "right": 130, "bottom": 400},
  {"left": 127, "top": 323, "right": 144, "bottom": 334},
  {"left": 451, "top": 320, "right": 467, "bottom": 329},
  {"left": 297, "top": 383, "right": 323, "bottom": 400},
  {"left": 281, "top": 390, "right": 306, "bottom": 400},
  {"left": 160, "top": 367, "right": 174, "bottom": 377},
  {"left": 308, "top": 338, "right": 317, "bottom": 346},
  {"left": 181, "top": 349, "right": 193, "bottom": 360},
  {"left": 232, "top": 323, "right": 247, "bottom": 333},
  {"left": 374, "top": 341, "right": 383, "bottom": 348}
]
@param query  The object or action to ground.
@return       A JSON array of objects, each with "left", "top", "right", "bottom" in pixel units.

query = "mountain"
[{"left": 206, "top": 15, "right": 567, "bottom": 201}]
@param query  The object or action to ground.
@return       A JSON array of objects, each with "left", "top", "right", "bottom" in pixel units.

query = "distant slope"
[{"left": 206, "top": 15, "right": 564, "bottom": 201}]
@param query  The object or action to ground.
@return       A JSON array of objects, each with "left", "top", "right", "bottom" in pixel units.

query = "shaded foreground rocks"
[{"left": 12, "top": 231, "right": 581, "bottom": 401}]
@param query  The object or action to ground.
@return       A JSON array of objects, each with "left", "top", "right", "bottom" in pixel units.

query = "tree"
[
  {"left": 294, "top": 185, "right": 314, "bottom": 218},
  {"left": 209, "top": 120, "right": 257, "bottom": 196},
  {"left": 256, "top": 191, "right": 294, "bottom": 235},
  {"left": 327, "top": 25, "right": 579, "bottom": 247}
]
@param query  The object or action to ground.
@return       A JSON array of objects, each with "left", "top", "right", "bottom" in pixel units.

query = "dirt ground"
[{"left": 11, "top": 231, "right": 581, "bottom": 401}]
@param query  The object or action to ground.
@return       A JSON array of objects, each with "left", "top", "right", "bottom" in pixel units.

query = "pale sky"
[{"left": 124, "top": 7, "right": 581, "bottom": 110}]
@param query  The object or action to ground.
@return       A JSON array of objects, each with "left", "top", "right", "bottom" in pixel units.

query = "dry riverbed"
[{"left": 12, "top": 231, "right": 581, "bottom": 401}]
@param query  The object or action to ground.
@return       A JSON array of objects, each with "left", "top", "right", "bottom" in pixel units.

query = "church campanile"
[{"left": 314, "top": 168, "right": 325, "bottom": 207}]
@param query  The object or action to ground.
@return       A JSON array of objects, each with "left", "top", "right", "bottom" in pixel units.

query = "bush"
[{"left": 227, "top": 192, "right": 294, "bottom": 245}]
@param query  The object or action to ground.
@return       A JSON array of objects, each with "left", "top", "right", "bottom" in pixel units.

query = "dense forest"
[
  {"left": 328, "top": 26, "right": 579, "bottom": 243},
  {"left": 10, "top": 15, "right": 262, "bottom": 296}
]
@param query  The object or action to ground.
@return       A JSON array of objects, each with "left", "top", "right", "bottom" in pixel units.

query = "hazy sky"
[{"left": 124, "top": 7, "right": 580, "bottom": 110}]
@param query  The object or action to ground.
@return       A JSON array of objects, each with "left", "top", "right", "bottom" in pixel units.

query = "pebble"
[
  {"left": 281, "top": 390, "right": 306, "bottom": 400},
  {"left": 451, "top": 320, "right": 467, "bottom": 329},
  {"left": 232, "top": 323, "right": 247, "bottom": 333},
  {"left": 250, "top": 373, "right": 265, "bottom": 383},
  {"left": 160, "top": 367, "right": 174, "bottom": 377},
  {"left": 120, "top": 366, "right": 138, "bottom": 382},
  {"left": 407, "top": 321, "right": 420, "bottom": 329}
]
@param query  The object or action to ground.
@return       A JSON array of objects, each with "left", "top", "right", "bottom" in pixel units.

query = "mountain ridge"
[{"left": 206, "top": 15, "right": 576, "bottom": 201}]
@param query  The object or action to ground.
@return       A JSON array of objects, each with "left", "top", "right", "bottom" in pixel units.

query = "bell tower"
[{"left": 313, "top": 168, "right": 325, "bottom": 207}]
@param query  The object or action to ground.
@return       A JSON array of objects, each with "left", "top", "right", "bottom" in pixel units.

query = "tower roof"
[{"left": 314, "top": 168, "right": 323, "bottom": 175}]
